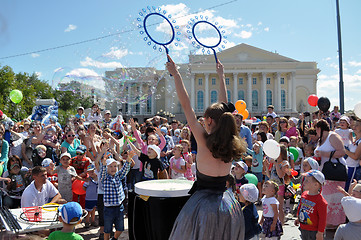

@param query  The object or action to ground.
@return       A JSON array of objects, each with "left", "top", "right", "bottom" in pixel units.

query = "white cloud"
[
  {"left": 234, "top": 30, "right": 252, "bottom": 39},
  {"left": 323, "top": 57, "right": 332, "bottom": 61},
  {"left": 80, "top": 57, "right": 123, "bottom": 69},
  {"left": 102, "top": 47, "right": 129, "bottom": 59},
  {"left": 349, "top": 61, "right": 361, "bottom": 67},
  {"left": 31, "top": 53, "right": 40, "bottom": 58},
  {"left": 35, "top": 72, "right": 42, "bottom": 78},
  {"left": 245, "top": 24, "right": 252, "bottom": 28},
  {"left": 64, "top": 24, "right": 77, "bottom": 32},
  {"left": 264, "top": 27, "right": 270, "bottom": 32},
  {"left": 64, "top": 68, "right": 105, "bottom": 90},
  {"left": 357, "top": 69, "right": 361, "bottom": 74},
  {"left": 258, "top": 22, "right": 262, "bottom": 26}
]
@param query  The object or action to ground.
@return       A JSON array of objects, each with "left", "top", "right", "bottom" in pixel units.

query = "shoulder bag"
[{"left": 322, "top": 150, "right": 348, "bottom": 181}]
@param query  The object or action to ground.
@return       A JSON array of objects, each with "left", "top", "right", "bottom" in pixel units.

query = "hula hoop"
[
  {"left": 41, "top": 203, "right": 60, "bottom": 212},
  {"left": 192, "top": 21, "right": 222, "bottom": 62}
]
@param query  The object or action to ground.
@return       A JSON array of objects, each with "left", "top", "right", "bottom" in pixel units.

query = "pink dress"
[{"left": 183, "top": 152, "right": 194, "bottom": 181}]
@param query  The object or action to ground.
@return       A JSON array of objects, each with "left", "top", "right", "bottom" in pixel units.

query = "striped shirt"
[{"left": 100, "top": 161, "right": 131, "bottom": 207}]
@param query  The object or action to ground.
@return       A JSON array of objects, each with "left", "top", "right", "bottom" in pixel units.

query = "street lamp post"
[{"left": 336, "top": 0, "right": 344, "bottom": 114}]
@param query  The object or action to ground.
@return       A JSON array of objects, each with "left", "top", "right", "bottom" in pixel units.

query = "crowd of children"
[{"left": 1, "top": 103, "right": 361, "bottom": 239}]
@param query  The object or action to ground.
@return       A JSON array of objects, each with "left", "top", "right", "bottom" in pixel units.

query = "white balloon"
[
  {"left": 263, "top": 139, "right": 280, "bottom": 159},
  {"left": 354, "top": 102, "right": 361, "bottom": 118}
]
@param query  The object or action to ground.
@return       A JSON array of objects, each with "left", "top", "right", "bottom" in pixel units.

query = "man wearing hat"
[{"left": 266, "top": 105, "right": 277, "bottom": 119}]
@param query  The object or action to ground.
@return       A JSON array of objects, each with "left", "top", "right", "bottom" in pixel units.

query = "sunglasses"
[
  {"left": 67, "top": 134, "right": 75, "bottom": 137},
  {"left": 279, "top": 121, "right": 287, "bottom": 123},
  {"left": 76, "top": 152, "right": 84, "bottom": 155}
]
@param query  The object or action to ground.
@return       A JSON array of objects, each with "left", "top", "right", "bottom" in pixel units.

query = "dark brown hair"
[
  {"left": 32, "top": 166, "right": 47, "bottom": 176},
  {"left": 278, "top": 117, "right": 289, "bottom": 131},
  {"left": 204, "top": 104, "right": 246, "bottom": 163},
  {"left": 7, "top": 155, "right": 22, "bottom": 172},
  {"left": 315, "top": 119, "right": 330, "bottom": 145}
]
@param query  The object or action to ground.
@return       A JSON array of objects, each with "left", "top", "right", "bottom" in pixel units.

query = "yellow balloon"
[{"left": 235, "top": 100, "right": 246, "bottom": 112}]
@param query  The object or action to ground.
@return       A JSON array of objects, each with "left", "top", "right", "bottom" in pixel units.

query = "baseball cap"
[
  {"left": 160, "top": 127, "right": 168, "bottom": 134},
  {"left": 267, "top": 105, "right": 274, "bottom": 109},
  {"left": 77, "top": 106, "right": 84, "bottom": 111},
  {"left": 105, "top": 110, "right": 111, "bottom": 115},
  {"left": 341, "top": 196, "right": 361, "bottom": 222},
  {"left": 87, "top": 164, "right": 96, "bottom": 171},
  {"left": 59, "top": 202, "right": 83, "bottom": 224},
  {"left": 240, "top": 184, "right": 259, "bottom": 203},
  {"left": 353, "top": 183, "right": 361, "bottom": 193},
  {"left": 302, "top": 170, "right": 325, "bottom": 185},
  {"left": 76, "top": 145, "right": 87, "bottom": 154},
  {"left": 106, "top": 158, "right": 118, "bottom": 166},
  {"left": 234, "top": 161, "right": 248, "bottom": 173},
  {"left": 253, "top": 141, "right": 263, "bottom": 148},
  {"left": 41, "top": 158, "right": 53, "bottom": 167},
  {"left": 304, "top": 157, "right": 319, "bottom": 171},
  {"left": 147, "top": 144, "right": 161, "bottom": 159},
  {"left": 60, "top": 152, "right": 71, "bottom": 160}
]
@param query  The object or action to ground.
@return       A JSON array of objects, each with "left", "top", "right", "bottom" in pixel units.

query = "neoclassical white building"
[{"left": 104, "top": 44, "right": 320, "bottom": 122}]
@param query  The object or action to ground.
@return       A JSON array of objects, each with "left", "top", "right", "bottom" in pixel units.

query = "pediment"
[{"left": 191, "top": 43, "right": 299, "bottom": 64}]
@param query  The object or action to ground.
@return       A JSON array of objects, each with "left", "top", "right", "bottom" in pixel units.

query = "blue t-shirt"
[
  {"left": 83, "top": 177, "right": 98, "bottom": 201},
  {"left": 75, "top": 114, "right": 85, "bottom": 119}
]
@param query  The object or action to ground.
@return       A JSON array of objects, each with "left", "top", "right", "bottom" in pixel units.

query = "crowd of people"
[{"left": 0, "top": 61, "right": 361, "bottom": 240}]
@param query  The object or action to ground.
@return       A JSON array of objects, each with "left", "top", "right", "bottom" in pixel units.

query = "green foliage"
[{"left": 0, "top": 65, "right": 94, "bottom": 124}]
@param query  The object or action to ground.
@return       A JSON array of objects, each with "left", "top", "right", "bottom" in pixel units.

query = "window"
[
  {"left": 239, "top": 77, "right": 243, "bottom": 85},
  {"left": 281, "top": 77, "right": 285, "bottom": 85},
  {"left": 227, "top": 90, "right": 231, "bottom": 102},
  {"left": 253, "top": 77, "right": 257, "bottom": 85},
  {"left": 267, "top": 78, "right": 271, "bottom": 85},
  {"left": 252, "top": 90, "right": 258, "bottom": 107},
  {"left": 266, "top": 90, "right": 272, "bottom": 106},
  {"left": 197, "top": 91, "right": 204, "bottom": 111},
  {"left": 225, "top": 78, "right": 230, "bottom": 85},
  {"left": 125, "top": 103, "right": 129, "bottom": 113},
  {"left": 238, "top": 90, "right": 245, "bottom": 100},
  {"left": 198, "top": 78, "right": 202, "bottom": 86},
  {"left": 281, "top": 90, "right": 286, "bottom": 109},
  {"left": 146, "top": 98, "right": 152, "bottom": 113},
  {"left": 211, "top": 90, "right": 218, "bottom": 104},
  {"left": 135, "top": 104, "right": 140, "bottom": 113},
  {"left": 211, "top": 78, "right": 216, "bottom": 85}
]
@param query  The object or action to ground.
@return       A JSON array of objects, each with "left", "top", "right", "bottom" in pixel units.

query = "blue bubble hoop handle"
[
  {"left": 143, "top": 12, "right": 175, "bottom": 62},
  {"left": 192, "top": 20, "right": 222, "bottom": 63}
]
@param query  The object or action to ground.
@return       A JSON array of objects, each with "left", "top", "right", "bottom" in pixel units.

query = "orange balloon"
[
  {"left": 240, "top": 109, "right": 249, "bottom": 119},
  {"left": 235, "top": 100, "right": 247, "bottom": 112}
]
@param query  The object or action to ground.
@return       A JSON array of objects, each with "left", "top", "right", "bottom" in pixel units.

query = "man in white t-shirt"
[{"left": 21, "top": 166, "right": 64, "bottom": 208}]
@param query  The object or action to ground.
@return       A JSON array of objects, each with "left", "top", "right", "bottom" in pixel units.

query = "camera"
[{"left": 303, "top": 112, "right": 310, "bottom": 117}]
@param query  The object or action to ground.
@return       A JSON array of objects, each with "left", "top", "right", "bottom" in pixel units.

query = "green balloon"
[
  {"left": 0, "top": 164, "right": 3, "bottom": 177},
  {"left": 10, "top": 89, "right": 23, "bottom": 104},
  {"left": 245, "top": 173, "right": 258, "bottom": 186},
  {"left": 289, "top": 147, "right": 299, "bottom": 161}
]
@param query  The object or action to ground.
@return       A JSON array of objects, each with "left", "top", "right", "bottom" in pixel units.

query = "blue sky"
[{"left": 1, "top": 0, "right": 361, "bottom": 111}]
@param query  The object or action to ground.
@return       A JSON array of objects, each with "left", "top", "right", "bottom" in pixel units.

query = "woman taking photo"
[
  {"left": 167, "top": 55, "right": 246, "bottom": 239},
  {"left": 314, "top": 119, "right": 346, "bottom": 229}
]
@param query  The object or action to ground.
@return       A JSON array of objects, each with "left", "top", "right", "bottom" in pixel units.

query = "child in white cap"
[
  {"left": 48, "top": 202, "right": 85, "bottom": 240},
  {"left": 239, "top": 184, "right": 262, "bottom": 240},
  {"left": 295, "top": 170, "right": 327, "bottom": 240},
  {"left": 233, "top": 161, "right": 249, "bottom": 188},
  {"left": 334, "top": 196, "right": 361, "bottom": 240},
  {"left": 127, "top": 138, "right": 168, "bottom": 180}
]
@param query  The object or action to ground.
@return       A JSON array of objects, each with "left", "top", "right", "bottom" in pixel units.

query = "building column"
[
  {"left": 287, "top": 73, "right": 292, "bottom": 110},
  {"left": 151, "top": 91, "right": 155, "bottom": 115},
  {"left": 191, "top": 73, "right": 195, "bottom": 110},
  {"left": 261, "top": 72, "right": 267, "bottom": 112},
  {"left": 247, "top": 72, "right": 252, "bottom": 109},
  {"left": 205, "top": 73, "right": 209, "bottom": 109},
  {"left": 275, "top": 72, "right": 281, "bottom": 112},
  {"left": 233, "top": 73, "right": 238, "bottom": 103},
  {"left": 127, "top": 84, "right": 131, "bottom": 115},
  {"left": 140, "top": 83, "right": 144, "bottom": 114},
  {"left": 291, "top": 72, "right": 297, "bottom": 112}
]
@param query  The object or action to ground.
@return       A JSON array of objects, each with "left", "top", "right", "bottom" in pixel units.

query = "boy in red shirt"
[
  {"left": 70, "top": 145, "right": 90, "bottom": 208},
  {"left": 295, "top": 170, "right": 328, "bottom": 240}
]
